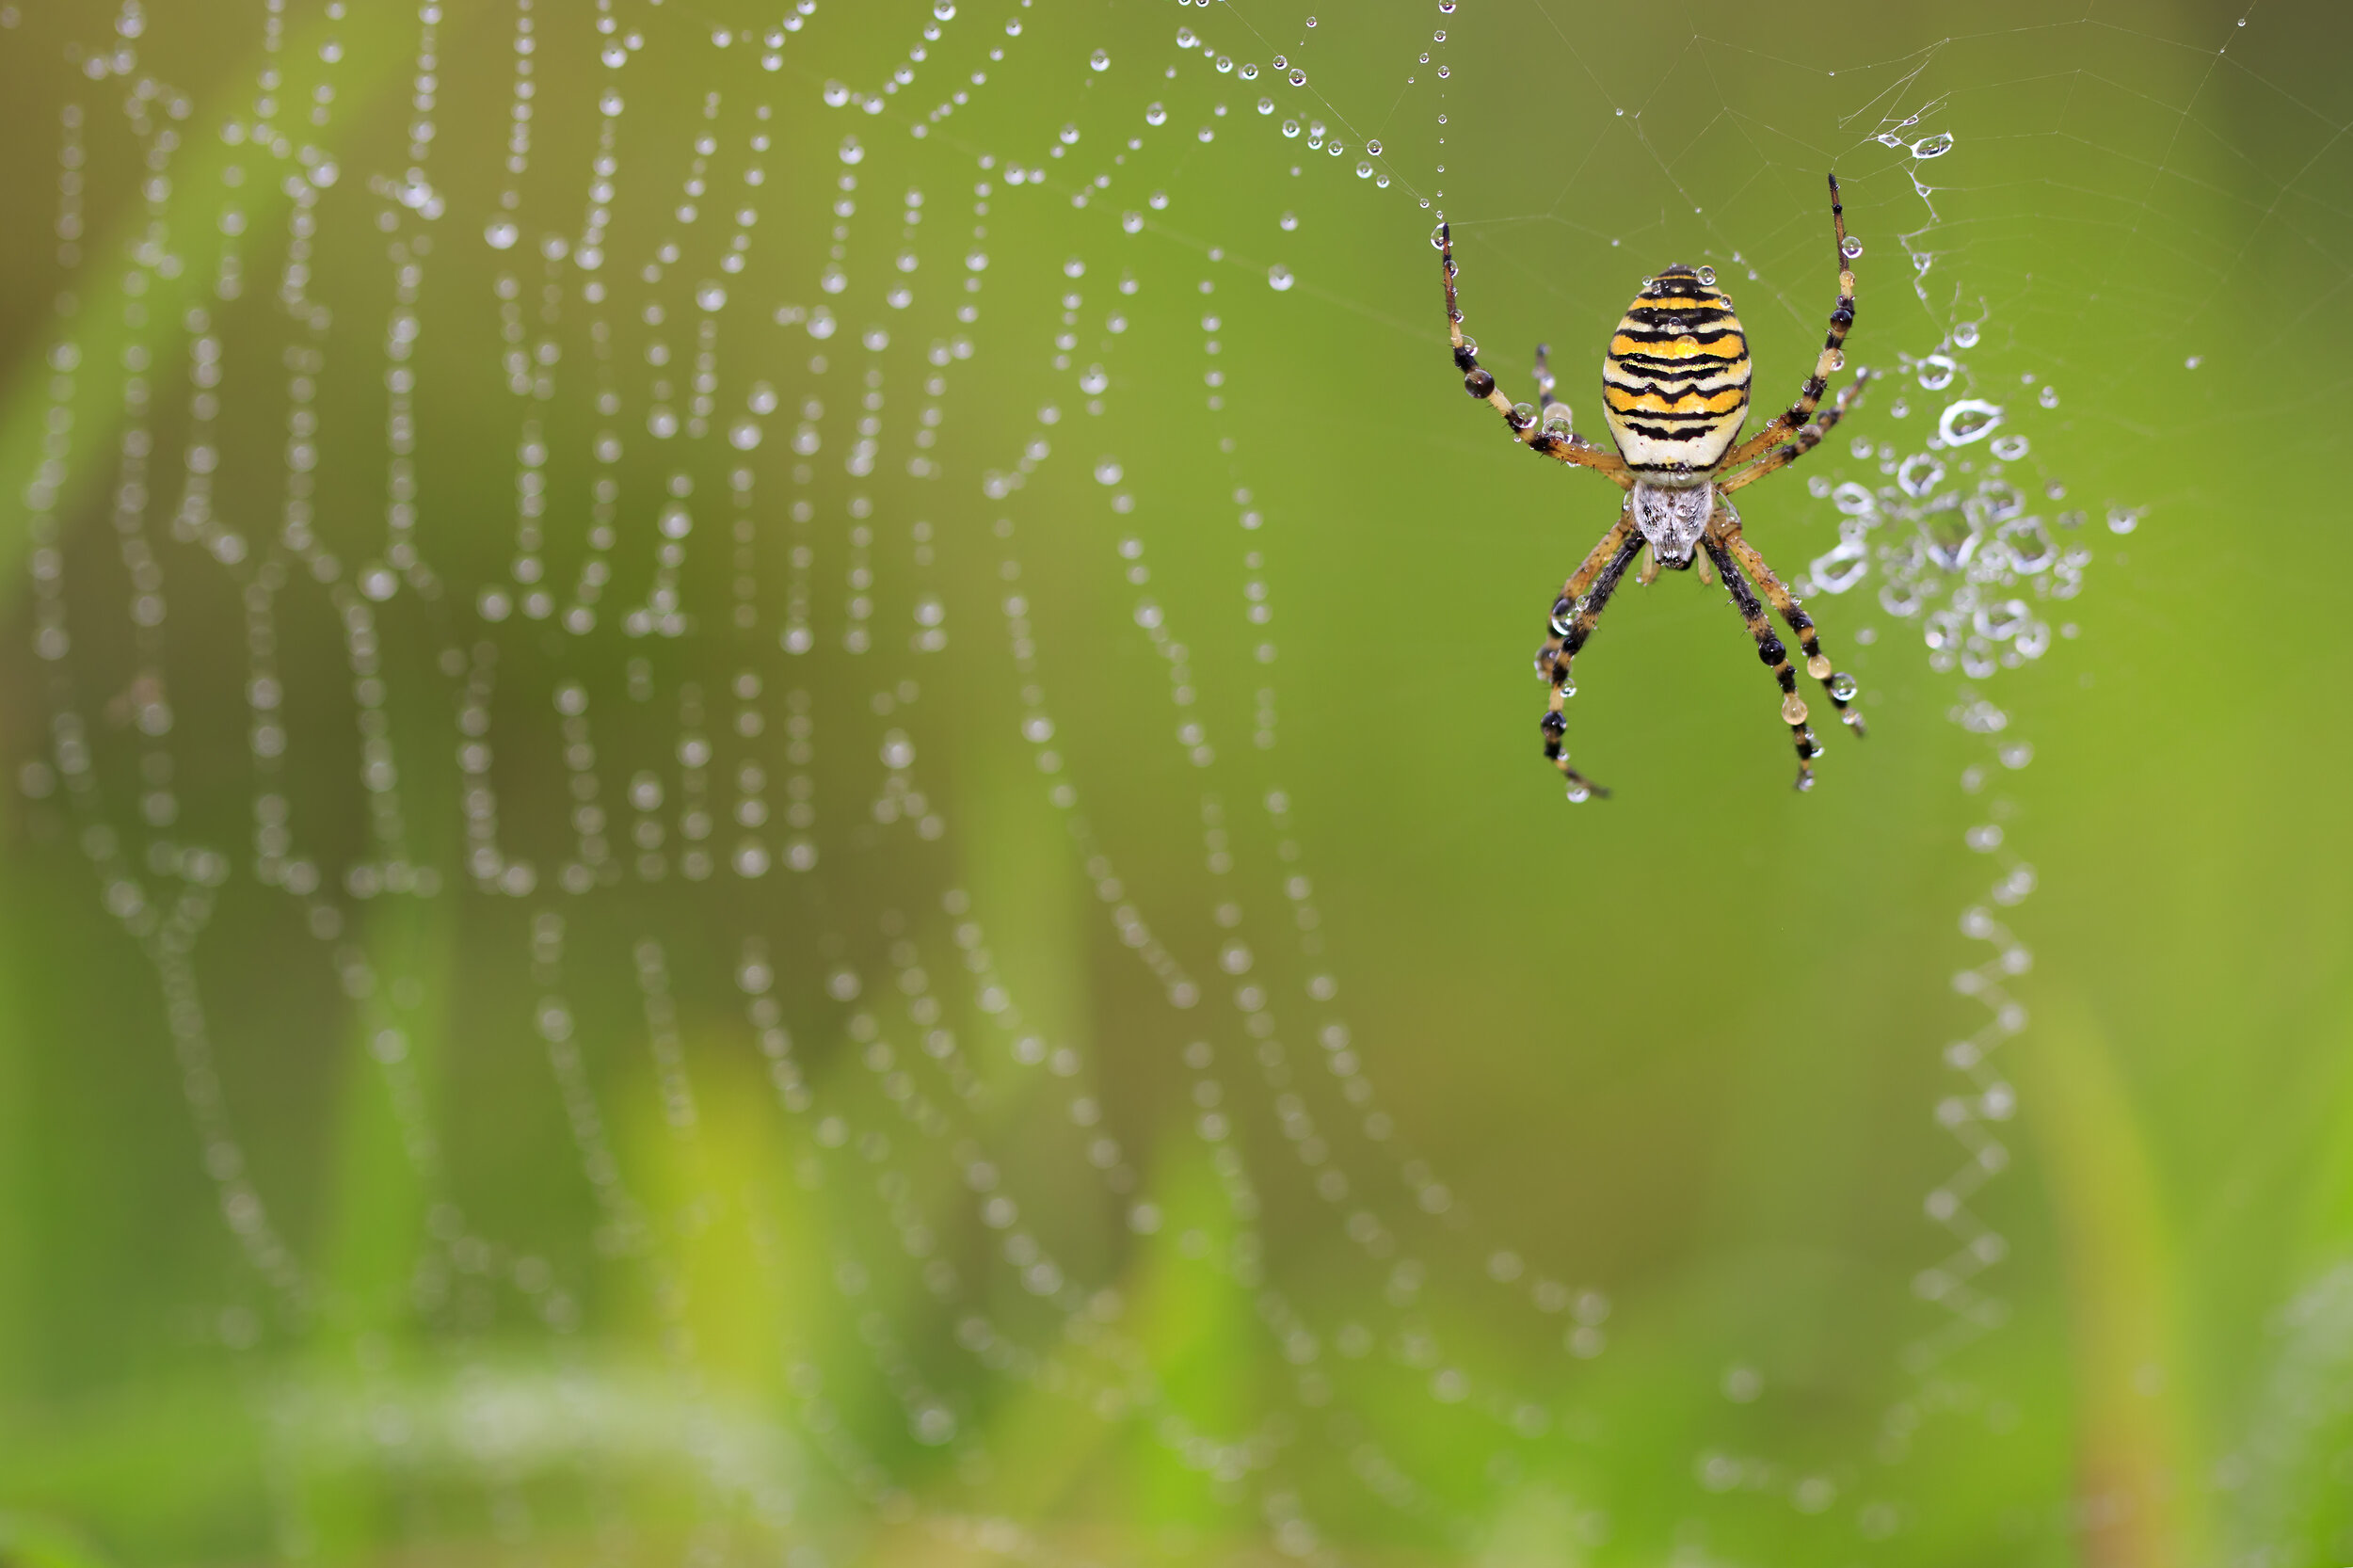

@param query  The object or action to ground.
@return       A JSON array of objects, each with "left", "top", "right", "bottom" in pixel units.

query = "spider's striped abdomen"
[{"left": 1600, "top": 264, "right": 1752, "bottom": 475}]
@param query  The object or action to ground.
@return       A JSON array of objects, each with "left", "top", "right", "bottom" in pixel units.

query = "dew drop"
[
  {"left": 1289, "top": 68, "right": 1306, "bottom": 86},
  {"left": 1121, "top": 210, "right": 1144, "bottom": 233},
  {"left": 1145, "top": 102, "right": 1166, "bottom": 126},
  {"left": 1268, "top": 264, "right": 1295, "bottom": 292},
  {"left": 1696, "top": 265, "right": 1716, "bottom": 285},
  {"left": 1937, "top": 398, "right": 2004, "bottom": 446},
  {"left": 1090, "top": 48, "right": 1110, "bottom": 70},
  {"left": 932, "top": 0, "right": 955, "bottom": 17},
  {"left": 1355, "top": 161, "right": 1373, "bottom": 178},
  {"left": 1367, "top": 139, "right": 1383, "bottom": 155},
  {"left": 1831, "top": 672, "right": 1860, "bottom": 701},
  {"left": 1094, "top": 458, "right": 1124, "bottom": 485},
  {"left": 1841, "top": 235, "right": 1864, "bottom": 260},
  {"left": 1283, "top": 119, "right": 1301, "bottom": 139},
  {"left": 1953, "top": 321, "right": 1980, "bottom": 348},
  {"left": 2039, "top": 385, "right": 2058, "bottom": 408},
  {"left": 1429, "top": 221, "right": 1448, "bottom": 249},
  {"left": 484, "top": 220, "right": 519, "bottom": 249}
]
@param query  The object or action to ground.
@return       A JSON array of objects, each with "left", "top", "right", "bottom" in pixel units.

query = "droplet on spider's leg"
[
  {"left": 1510, "top": 401, "right": 1535, "bottom": 427},
  {"left": 1430, "top": 221, "right": 1449, "bottom": 249},
  {"left": 1540, "top": 408, "right": 1573, "bottom": 438},
  {"left": 1540, "top": 711, "right": 1566, "bottom": 739},
  {"left": 1782, "top": 694, "right": 1810, "bottom": 726},
  {"left": 1831, "top": 672, "right": 1861, "bottom": 701},
  {"left": 1806, "top": 654, "right": 1833, "bottom": 680},
  {"left": 1463, "top": 368, "right": 1496, "bottom": 398},
  {"left": 1549, "top": 597, "right": 1575, "bottom": 636},
  {"left": 1841, "top": 235, "right": 1864, "bottom": 260}
]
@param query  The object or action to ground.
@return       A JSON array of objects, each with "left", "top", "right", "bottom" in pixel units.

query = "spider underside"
[{"left": 1437, "top": 173, "right": 1871, "bottom": 794}]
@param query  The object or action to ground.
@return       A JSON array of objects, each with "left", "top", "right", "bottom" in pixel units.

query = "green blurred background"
[{"left": 4, "top": 1, "right": 2352, "bottom": 1564}]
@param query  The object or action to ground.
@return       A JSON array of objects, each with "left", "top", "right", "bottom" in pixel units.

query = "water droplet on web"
[
  {"left": 1289, "top": 68, "right": 1306, "bottom": 85},
  {"left": 1356, "top": 161, "right": 1373, "bottom": 178},
  {"left": 1122, "top": 210, "right": 1144, "bottom": 233},
  {"left": 1366, "top": 139, "right": 1383, "bottom": 155},
  {"left": 729, "top": 419, "right": 761, "bottom": 451},
  {"left": 1912, "top": 131, "right": 1955, "bottom": 159},
  {"left": 1283, "top": 119, "right": 1301, "bottom": 138},
  {"left": 2039, "top": 385, "right": 2059, "bottom": 408},
  {"left": 1094, "top": 458, "right": 1124, "bottom": 485},
  {"left": 1841, "top": 235, "right": 1864, "bottom": 260},
  {"left": 2106, "top": 506, "right": 2141, "bottom": 535},
  {"left": 1990, "top": 434, "right": 2027, "bottom": 461},
  {"left": 932, "top": 0, "right": 955, "bottom": 17},
  {"left": 1953, "top": 321, "right": 1981, "bottom": 348},
  {"left": 1145, "top": 102, "right": 1167, "bottom": 126},
  {"left": 1090, "top": 48, "right": 1110, "bottom": 70},
  {"left": 839, "top": 135, "right": 863, "bottom": 165},
  {"left": 1268, "top": 264, "right": 1294, "bottom": 292},
  {"left": 1938, "top": 399, "right": 2003, "bottom": 445},
  {"left": 484, "top": 220, "right": 518, "bottom": 249},
  {"left": 1916, "top": 354, "right": 1956, "bottom": 392},
  {"left": 2184, "top": 354, "right": 2202, "bottom": 369}
]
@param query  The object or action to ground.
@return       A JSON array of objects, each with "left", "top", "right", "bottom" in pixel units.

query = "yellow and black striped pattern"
[{"left": 1599, "top": 264, "right": 1752, "bottom": 474}]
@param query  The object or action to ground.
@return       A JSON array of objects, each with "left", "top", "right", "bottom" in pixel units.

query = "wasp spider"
[{"left": 1436, "top": 174, "right": 1870, "bottom": 795}]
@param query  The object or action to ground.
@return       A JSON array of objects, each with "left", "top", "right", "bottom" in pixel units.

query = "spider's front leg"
[
  {"left": 1701, "top": 518, "right": 1821, "bottom": 791},
  {"left": 1535, "top": 514, "right": 1642, "bottom": 799},
  {"left": 1721, "top": 529, "right": 1865, "bottom": 737}
]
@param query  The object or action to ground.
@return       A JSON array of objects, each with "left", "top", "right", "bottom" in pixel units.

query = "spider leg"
[
  {"left": 1721, "top": 527, "right": 1865, "bottom": 737},
  {"left": 1716, "top": 172, "right": 1858, "bottom": 476},
  {"left": 1437, "top": 222, "right": 1633, "bottom": 488},
  {"left": 1536, "top": 514, "right": 1642, "bottom": 799},
  {"left": 1720, "top": 368, "right": 1871, "bottom": 495},
  {"left": 1700, "top": 524, "right": 1821, "bottom": 791},
  {"left": 1533, "top": 341, "right": 1571, "bottom": 427}
]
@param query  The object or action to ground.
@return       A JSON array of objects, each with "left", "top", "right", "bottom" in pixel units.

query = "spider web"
[{"left": 2, "top": 0, "right": 2344, "bottom": 1563}]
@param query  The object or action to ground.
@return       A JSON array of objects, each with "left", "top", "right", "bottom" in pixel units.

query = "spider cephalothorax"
[{"left": 1435, "top": 174, "right": 1870, "bottom": 794}]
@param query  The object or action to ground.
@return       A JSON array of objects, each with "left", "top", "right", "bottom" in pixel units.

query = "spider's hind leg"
[
  {"left": 1536, "top": 518, "right": 1643, "bottom": 799},
  {"left": 1700, "top": 531, "right": 1820, "bottom": 791},
  {"left": 1723, "top": 531, "right": 1865, "bottom": 738}
]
